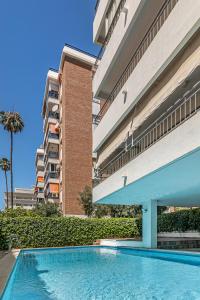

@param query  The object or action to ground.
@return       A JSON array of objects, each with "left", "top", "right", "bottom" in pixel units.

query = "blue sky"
[{"left": 0, "top": 0, "right": 99, "bottom": 209}]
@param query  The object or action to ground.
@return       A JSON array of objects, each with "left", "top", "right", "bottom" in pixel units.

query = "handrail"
[
  {"left": 94, "top": 0, "right": 179, "bottom": 125},
  {"left": 95, "top": 83, "right": 200, "bottom": 185},
  {"left": 94, "top": 0, "right": 126, "bottom": 68}
]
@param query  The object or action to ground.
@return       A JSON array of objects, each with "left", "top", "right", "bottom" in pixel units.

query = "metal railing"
[
  {"left": 94, "top": 0, "right": 126, "bottom": 68},
  {"left": 46, "top": 193, "right": 59, "bottom": 199},
  {"left": 48, "top": 132, "right": 59, "bottom": 140},
  {"left": 45, "top": 172, "right": 59, "bottom": 184},
  {"left": 95, "top": 85, "right": 200, "bottom": 185},
  {"left": 48, "top": 90, "right": 59, "bottom": 99},
  {"left": 44, "top": 152, "right": 59, "bottom": 164},
  {"left": 48, "top": 111, "right": 59, "bottom": 119},
  {"left": 94, "top": 0, "right": 179, "bottom": 124}
]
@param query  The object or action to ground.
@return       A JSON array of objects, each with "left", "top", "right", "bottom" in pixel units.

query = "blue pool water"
[{"left": 2, "top": 246, "right": 200, "bottom": 300}]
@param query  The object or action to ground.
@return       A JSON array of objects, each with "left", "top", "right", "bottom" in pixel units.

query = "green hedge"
[
  {"left": 158, "top": 208, "right": 200, "bottom": 232},
  {"left": 0, "top": 217, "right": 139, "bottom": 250},
  {"left": 1, "top": 209, "right": 200, "bottom": 250}
]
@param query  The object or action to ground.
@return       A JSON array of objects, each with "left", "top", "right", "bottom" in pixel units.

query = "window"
[{"left": 50, "top": 164, "right": 57, "bottom": 172}]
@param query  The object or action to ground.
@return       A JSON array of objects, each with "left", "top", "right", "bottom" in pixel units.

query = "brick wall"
[{"left": 61, "top": 57, "right": 93, "bottom": 215}]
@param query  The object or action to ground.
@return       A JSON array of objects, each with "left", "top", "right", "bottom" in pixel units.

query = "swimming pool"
[{"left": 2, "top": 246, "right": 200, "bottom": 299}]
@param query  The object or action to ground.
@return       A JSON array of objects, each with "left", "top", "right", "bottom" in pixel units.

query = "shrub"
[
  {"left": 0, "top": 204, "right": 61, "bottom": 218},
  {"left": 158, "top": 208, "right": 200, "bottom": 232},
  {"left": 0, "top": 208, "right": 36, "bottom": 218},
  {"left": 0, "top": 217, "right": 139, "bottom": 250},
  {"left": 1, "top": 209, "right": 200, "bottom": 250},
  {"left": 32, "top": 203, "right": 61, "bottom": 217}
]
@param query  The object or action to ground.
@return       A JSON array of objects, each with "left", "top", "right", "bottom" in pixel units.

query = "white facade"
[
  {"left": 4, "top": 188, "right": 36, "bottom": 210},
  {"left": 35, "top": 147, "right": 45, "bottom": 202},
  {"left": 41, "top": 69, "right": 60, "bottom": 203},
  {"left": 92, "top": 0, "right": 200, "bottom": 248}
]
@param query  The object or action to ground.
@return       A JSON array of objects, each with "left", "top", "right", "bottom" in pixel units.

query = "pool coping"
[
  {"left": 0, "top": 249, "right": 20, "bottom": 296},
  {"left": 1, "top": 245, "right": 200, "bottom": 297}
]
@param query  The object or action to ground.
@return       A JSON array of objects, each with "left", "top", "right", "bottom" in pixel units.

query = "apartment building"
[
  {"left": 92, "top": 0, "right": 200, "bottom": 248},
  {"left": 5, "top": 188, "right": 36, "bottom": 209},
  {"left": 37, "top": 45, "right": 96, "bottom": 215},
  {"left": 34, "top": 147, "right": 45, "bottom": 203},
  {"left": 42, "top": 69, "right": 60, "bottom": 204}
]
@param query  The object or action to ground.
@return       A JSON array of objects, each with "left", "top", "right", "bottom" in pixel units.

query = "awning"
[
  {"left": 37, "top": 176, "right": 44, "bottom": 183},
  {"left": 49, "top": 183, "right": 59, "bottom": 193},
  {"left": 49, "top": 123, "right": 59, "bottom": 134}
]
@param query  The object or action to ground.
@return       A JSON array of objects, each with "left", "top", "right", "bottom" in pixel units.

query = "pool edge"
[{"left": 0, "top": 250, "right": 20, "bottom": 297}]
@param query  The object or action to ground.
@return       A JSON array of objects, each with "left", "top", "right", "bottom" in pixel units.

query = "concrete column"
[{"left": 142, "top": 200, "right": 157, "bottom": 248}]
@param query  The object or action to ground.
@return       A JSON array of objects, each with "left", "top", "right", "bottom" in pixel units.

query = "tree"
[
  {"left": 32, "top": 203, "right": 61, "bottom": 217},
  {"left": 109, "top": 205, "right": 141, "bottom": 218},
  {"left": 0, "top": 158, "right": 10, "bottom": 208},
  {"left": 79, "top": 186, "right": 93, "bottom": 217},
  {"left": 0, "top": 112, "right": 24, "bottom": 208}
]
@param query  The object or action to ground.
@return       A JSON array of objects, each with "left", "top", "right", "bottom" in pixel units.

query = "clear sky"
[{"left": 0, "top": 0, "right": 99, "bottom": 209}]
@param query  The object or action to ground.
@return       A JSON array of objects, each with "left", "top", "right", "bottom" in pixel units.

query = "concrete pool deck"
[{"left": 0, "top": 249, "right": 20, "bottom": 296}]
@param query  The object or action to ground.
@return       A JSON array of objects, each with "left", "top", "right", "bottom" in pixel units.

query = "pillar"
[{"left": 142, "top": 200, "right": 157, "bottom": 248}]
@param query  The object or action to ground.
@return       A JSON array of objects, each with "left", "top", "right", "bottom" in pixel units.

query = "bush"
[
  {"left": 0, "top": 217, "right": 139, "bottom": 250},
  {"left": 158, "top": 208, "right": 200, "bottom": 232},
  {"left": 1, "top": 209, "right": 200, "bottom": 250},
  {"left": 0, "top": 204, "right": 61, "bottom": 218},
  {"left": 0, "top": 208, "right": 36, "bottom": 218}
]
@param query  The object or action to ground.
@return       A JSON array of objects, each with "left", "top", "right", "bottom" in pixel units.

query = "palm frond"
[
  {"left": 1, "top": 112, "right": 24, "bottom": 133},
  {"left": 0, "top": 157, "right": 11, "bottom": 172}
]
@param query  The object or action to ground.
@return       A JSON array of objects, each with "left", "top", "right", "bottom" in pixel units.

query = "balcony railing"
[
  {"left": 48, "top": 90, "right": 59, "bottom": 99},
  {"left": 45, "top": 172, "right": 59, "bottom": 184},
  {"left": 46, "top": 193, "right": 59, "bottom": 200},
  {"left": 48, "top": 132, "right": 59, "bottom": 140},
  {"left": 94, "top": 0, "right": 126, "bottom": 64},
  {"left": 44, "top": 152, "right": 59, "bottom": 164},
  {"left": 94, "top": 0, "right": 179, "bottom": 125},
  {"left": 95, "top": 83, "right": 200, "bottom": 185},
  {"left": 48, "top": 111, "right": 59, "bottom": 120}
]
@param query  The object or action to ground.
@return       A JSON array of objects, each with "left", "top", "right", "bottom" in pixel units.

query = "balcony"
[
  {"left": 43, "top": 111, "right": 59, "bottom": 134},
  {"left": 93, "top": 0, "right": 170, "bottom": 98},
  {"left": 48, "top": 132, "right": 59, "bottom": 140},
  {"left": 47, "top": 133, "right": 59, "bottom": 147},
  {"left": 44, "top": 172, "right": 59, "bottom": 185},
  {"left": 44, "top": 132, "right": 59, "bottom": 149},
  {"left": 93, "top": 85, "right": 200, "bottom": 203},
  {"left": 93, "top": 0, "right": 200, "bottom": 151},
  {"left": 48, "top": 90, "right": 59, "bottom": 99},
  {"left": 48, "top": 111, "right": 59, "bottom": 120},
  {"left": 94, "top": 0, "right": 127, "bottom": 45},
  {"left": 46, "top": 193, "right": 59, "bottom": 203},
  {"left": 94, "top": 0, "right": 178, "bottom": 118},
  {"left": 44, "top": 151, "right": 59, "bottom": 165},
  {"left": 36, "top": 170, "right": 44, "bottom": 178},
  {"left": 36, "top": 158, "right": 44, "bottom": 168}
]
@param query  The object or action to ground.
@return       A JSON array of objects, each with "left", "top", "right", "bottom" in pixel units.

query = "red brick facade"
[{"left": 61, "top": 57, "right": 93, "bottom": 215}]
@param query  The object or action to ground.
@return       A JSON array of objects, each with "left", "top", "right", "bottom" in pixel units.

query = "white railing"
[
  {"left": 95, "top": 84, "right": 200, "bottom": 185},
  {"left": 95, "top": 0, "right": 179, "bottom": 124}
]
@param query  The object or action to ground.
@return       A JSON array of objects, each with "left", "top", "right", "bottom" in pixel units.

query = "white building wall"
[
  {"left": 93, "top": 111, "right": 200, "bottom": 202},
  {"left": 93, "top": 0, "right": 144, "bottom": 94},
  {"left": 93, "top": 0, "right": 200, "bottom": 152}
]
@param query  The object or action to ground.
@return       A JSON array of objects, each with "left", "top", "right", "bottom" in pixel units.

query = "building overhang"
[
  {"left": 96, "top": 147, "right": 200, "bottom": 207},
  {"left": 59, "top": 44, "right": 96, "bottom": 72}
]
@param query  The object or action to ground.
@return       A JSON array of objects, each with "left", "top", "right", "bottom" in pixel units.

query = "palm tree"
[
  {"left": 0, "top": 112, "right": 24, "bottom": 208},
  {"left": 0, "top": 158, "right": 10, "bottom": 208}
]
